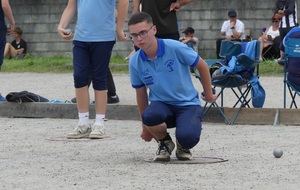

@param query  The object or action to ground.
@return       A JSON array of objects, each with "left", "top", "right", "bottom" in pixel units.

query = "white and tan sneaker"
[
  {"left": 89, "top": 123, "right": 106, "bottom": 139},
  {"left": 176, "top": 140, "right": 192, "bottom": 161},
  {"left": 67, "top": 124, "right": 91, "bottom": 139},
  {"left": 154, "top": 140, "right": 175, "bottom": 162}
]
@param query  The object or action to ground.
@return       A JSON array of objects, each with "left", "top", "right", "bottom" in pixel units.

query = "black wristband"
[{"left": 231, "top": 26, "right": 235, "bottom": 29}]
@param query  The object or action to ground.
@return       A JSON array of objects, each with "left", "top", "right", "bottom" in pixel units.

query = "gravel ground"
[
  {"left": 0, "top": 73, "right": 300, "bottom": 190},
  {"left": 0, "top": 118, "right": 300, "bottom": 190}
]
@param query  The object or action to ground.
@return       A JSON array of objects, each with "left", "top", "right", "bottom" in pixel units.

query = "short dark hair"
[
  {"left": 128, "top": 12, "right": 153, "bottom": 26},
  {"left": 228, "top": 10, "right": 237, "bottom": 17},
  {"left": 14, "top": 27, "right": 23, "bottom": 36}
]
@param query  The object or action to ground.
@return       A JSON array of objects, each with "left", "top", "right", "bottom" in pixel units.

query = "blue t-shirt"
[
  {"left": 74, "top": 0, "right": 116, "bottom": 42},
  {"left": 129, "top": 39, "right": 201, "bottom": 106}
]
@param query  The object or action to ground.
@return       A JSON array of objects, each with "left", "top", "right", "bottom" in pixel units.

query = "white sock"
[
  {"left": 95, "top": 114, "right": 105, "bottom": 125},
  {"left": 78, "top": 112, "right": 89, "bottom": 126}
]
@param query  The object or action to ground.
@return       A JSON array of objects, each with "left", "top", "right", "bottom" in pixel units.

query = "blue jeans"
[{"left": 142, "top": 101, "right": 203, "bottom": 149}]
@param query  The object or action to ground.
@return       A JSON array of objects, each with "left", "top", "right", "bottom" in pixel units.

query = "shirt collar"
[{"left": 140, "top": 38, "right": 165, "bottom": 61}]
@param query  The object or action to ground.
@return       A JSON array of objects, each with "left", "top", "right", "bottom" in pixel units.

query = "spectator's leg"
[
  {"left": 106, "top": 67, "right": 119, "bottom": 103},
  {"left": 107, "top": 67, "right": 117, "bottom": 97},
  {"left": 4, "top": 43, "right": 17, "bottom": 59},
  {"left": 258, "top": 36, "right": 264, "bottom": 60},
  {"left": 216, "top": 38, "right": 223, "bottom": 59},
  {"left": 273, "top": 36, "right": 281, "bottom": 59}
]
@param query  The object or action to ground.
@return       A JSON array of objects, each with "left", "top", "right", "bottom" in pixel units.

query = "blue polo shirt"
[
  {"left": 74, "top": 0, "right": 116, "bottom": 42},
  {"left": 129, "top": 39, "right": 201, "bottom": 106}
]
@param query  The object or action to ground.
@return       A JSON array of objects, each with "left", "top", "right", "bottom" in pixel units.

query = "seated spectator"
[
  {"left": 216, "top": 10, "right": 245, "bottom": 58},
  {"left": 258, "top": 16, "right": 280, "bottom": 60},
  {"left": 4, "top": 27, "right": 27, "bottom": 59},
  {"left": 179, "top": 27, "right": 199, "bottom": 53}
]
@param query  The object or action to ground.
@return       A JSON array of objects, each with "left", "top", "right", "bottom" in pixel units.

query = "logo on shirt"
[
  {"left": 142, "top": 69, "right": 154, "bottom": 85},
  {"left": 165, "top": 59, "right": 174, "bottom": 72}
]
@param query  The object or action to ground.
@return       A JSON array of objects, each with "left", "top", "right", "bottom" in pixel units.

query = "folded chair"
[
  {"left": 283, "top": 38, "right": 300, "bottom": 108},
  {"left": 201, "top": 40, "right": 264, "bottom": 124}
]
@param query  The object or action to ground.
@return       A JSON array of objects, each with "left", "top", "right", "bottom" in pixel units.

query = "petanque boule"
[{"left": 273, "top": 148, "right": 283, "bottom": 158}]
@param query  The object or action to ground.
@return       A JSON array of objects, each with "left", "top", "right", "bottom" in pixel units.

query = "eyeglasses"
[
  {"left": 272, "top": 20, "right": 280, "bottom": 23},
  {"left": 129, "top": 25, "right": 154, "bottom": 40}
]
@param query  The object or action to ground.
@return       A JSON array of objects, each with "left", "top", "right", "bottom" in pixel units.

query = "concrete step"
[{"left": 1, "top": 102, "right": 299, "bottom": 125}]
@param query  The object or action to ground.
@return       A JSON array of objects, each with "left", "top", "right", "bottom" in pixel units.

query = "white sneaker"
[
  {"left": 67, "top": 124, "right": 91, "bottom": 139},
  {"left": 89, "top": 123, "right": 106, "bottom": 139}
]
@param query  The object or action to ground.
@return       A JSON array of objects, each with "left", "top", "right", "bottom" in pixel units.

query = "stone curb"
[{"left": 0, "top": 102, "right": 299, "bottom": 125}]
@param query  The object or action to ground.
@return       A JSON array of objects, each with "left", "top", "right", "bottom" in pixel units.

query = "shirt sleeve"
[
  {"left": 235, "top": 21, "right": 245, "bottom": 34},
  {"left": 129, "top": 54, "right": 145, "bottom": 89},
  {"left": 20, "top": 39, "right": 27, "bottom": 53},
  {"left": 220, "top": 21, "right": 227, "bottom": 33}
]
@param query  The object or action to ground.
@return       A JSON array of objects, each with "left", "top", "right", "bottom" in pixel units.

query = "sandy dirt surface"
[
  {"left": 0, "top": 118, "right": 300, "bottom": 190},
  {"left": 1, "top": 73, "right": 300, "bottom": 189}
]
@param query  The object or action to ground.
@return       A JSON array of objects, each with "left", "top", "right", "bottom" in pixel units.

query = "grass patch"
[
  {"left": 258, "top": 60, "right": 284, "bottom": 77},
  {"left": 1, "top": 55, "right": 283, "bottom": 76},
  {"left": 1, "top": 55, "right": 129, "bottom": 73},
  {"left": 1, "top": 55, "right": 74, "bottom": 73}
]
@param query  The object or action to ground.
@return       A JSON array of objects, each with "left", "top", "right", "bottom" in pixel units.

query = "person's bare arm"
[
  {"left": 57, "top": 0, "right": 76, "bottom": 40},
  {"left": 16, "top": 48, "right": 24, "bottom": 54},
  {"left": 194, "top": 58, "right": 217, "bottom": 103},
  {"left": 132, "top": 0, "right": 140, "bottom": 14},
  {"left": 221, "top": 31, "right": 232, "bottom": 40},
  {"left": 230, "top": 21, "right": 242, "bottom": 39},
  {"left": 180, "top": 37, "right": 191, "bottom": 44},
  {"left": 231, "top": 28, "right": 242, "bottom": 39},
  {"left": 2, "top": 0, "right": 15, "bottom": 34},
  {"left": 116, "top": 0, "right": 129, "bottom": 41},
  {"left": 136, "top": 86, "right": 148, "bottom": 118},
  {"left": 135, "top": 86, "right": 155, "bottom": 142},
  {"left": 170, "top": 0, "right": 193, "bottom": 11}
]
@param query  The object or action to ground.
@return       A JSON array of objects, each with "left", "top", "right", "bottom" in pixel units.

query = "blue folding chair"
[
  {"left": 200, "top": 40, "right": 263, "bottom": 124},
  {"left": 283, "top": 38, "right": 300, "bottom": 108}
]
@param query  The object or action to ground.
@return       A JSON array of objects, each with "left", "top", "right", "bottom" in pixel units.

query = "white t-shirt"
[
  {"left": 266, "top": 26, "right": 280, "bottom": 39},
  {"left": 221, "top": 19, "right": 245, "bottom": 40},
  {"left": 264, "top": 25, "right": 280, "bottom": 45}
]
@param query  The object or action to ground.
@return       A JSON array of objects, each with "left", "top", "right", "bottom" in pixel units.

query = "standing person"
[
  {"left": 216, "top": 10, "right": 245, "bottom": 58},
  {"left": 274, "top": 0, "right": 298, "bottom": 42},
  {"left": 57, "top": 0, "right": 128, "bottom": 139},
  {"left": 128, "top": 12, "right": 216, "bottom": 161},
  {"left": 132, "top": 0, "right": 193, "bottom": 40},
  {"left": 0, "top": 0, "right": 15, "bottom": 101}
]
